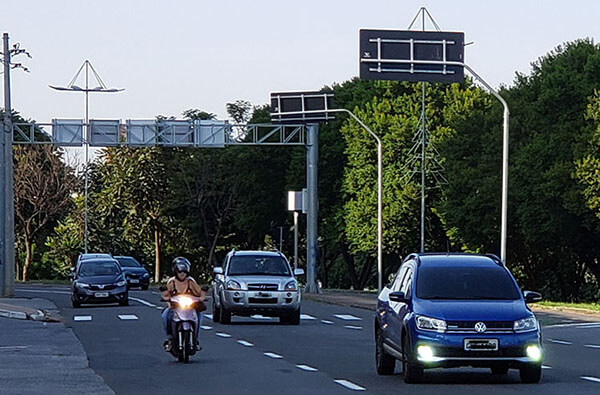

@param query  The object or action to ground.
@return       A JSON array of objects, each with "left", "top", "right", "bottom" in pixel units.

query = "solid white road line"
[
  {"left": 334, "top": 314, "right": 362, "bottom": 321},
  {"left": 17, "top": 289, "right": 71, "bottom": 295},
  {"left": 155, "top": 306, "right": 163, "bottom": 310},
  {"left": 216, "top": 332, "right": 231, "bottom": 338},
  {"left": 264, "top": 352, "right": 283, "bottom": 359},
  {"left": 334, "top": 379, "right": 366, "bottom": 391},
  {"left": 344, "top": 325, "right": 363, "bottom": 330},
  {"left": 237, "top": 340, "right": 254, "bottom": 347},
  {"left": 545, "top": 321, "right": 600, "bottom": 329},
  {"left": 321, "top": 320, "right": 334, "bottom": 325},
  {"left": 548, "top": 339, "right": 572, "bottom": 345},
  {"left": 584, "top": 344, "right": 600, "bottom": 349},
  {"left": 542, "top": 365, "right": 553, "bottom": 369},
  {"left": 129, "top": 297, "right": 157, "bottom": 308},
  {"left": 200, "top": 326, "right": 213, "bottom": 330},
  {"left": 73, "top": 315, "right": 92, "bottom": 322},
  {"left": 205, "top": 314, "right": 213, "bottom": 320},
  {"left": 118, "top": 314, "right": 138, "bottom": 320},
  {"left": 296, "top": 364, "right": 318, "bottom": 372},
  {"left": 576, "top": 324, "right": 600, "bottom": 329},
  {"left": 581, "top": 376, "right": 600, "bottom": 383},
  {"left": 300, "top": 314, "right": 317, "bottom": 320}
]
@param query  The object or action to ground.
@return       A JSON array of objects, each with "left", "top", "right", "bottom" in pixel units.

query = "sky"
[{"left": 2, "top": 0, "right": 600, "bottom": 124}]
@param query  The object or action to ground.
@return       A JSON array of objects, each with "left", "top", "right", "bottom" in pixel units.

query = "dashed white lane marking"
[
  {"left": 0, "top": 346, "right": 29, "bottom": 350},
  {"left": 118, "top": 314, "right": 138, "bottom": 320},
  {"left": 548, "top": 339, "right": 572, "bottom": 345},
  {"left": 205, "top": 314, "right": 213, "bottom": 320},
  {"left": 584, "top": 344, "right": 600, "bottom": 349},
  {"left": 155, "top": 306, "right": 163, "bottom": 310},
  {"left": 334, "top": 379, "right": 366, "bottom": 391},
  {"left": 334, "top": 314, "right": 362, "bottom": 321},
  {"left": 264, "top": 352, "right": 283, "bottom": 359},
  {"left": 321, "top": 320, "right": 334, "bottom": 325},
  {"left": 73, "top": 315, "right": 92, "bottom": 322},
  {"left": 128, "top": 297, "right": 156, "bottom": 307},
  {"left": 237, "top": 340, "right": 254, "bottom": 347},
  {"left": 581, "top": 376, "right": 600, "bottom": 383},
  {"left": 251, "top": 315, "right": 272, "bottom": 320},
  {"left": 216, "top": 332, "right": 231, "bottom": 338},
  {"left": 300, "top": 314, "right": 317, "bottom": 320},
  {"left": 542, "top": 365, "right": 553, "bottom": 369},
  {"left": 344, "top": 325, "right": 363, "bottom": 330},
  {"left": 545, "top": 321, "right": 600, "bottom": 329},
  {"left": 296, "top": 364, "right": 318, "bottom": 372},
  {"left": 200, "top": 326, "right": 213, "bottom": 330}
]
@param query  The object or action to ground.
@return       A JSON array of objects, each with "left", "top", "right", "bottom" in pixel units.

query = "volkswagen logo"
[{"left": 474, "top": 322, "right": 487, "bottom": 333}]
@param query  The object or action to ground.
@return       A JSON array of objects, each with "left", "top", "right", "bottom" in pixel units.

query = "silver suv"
[{"left": 212, "top": 250, "right": 304, "bottom": 325}]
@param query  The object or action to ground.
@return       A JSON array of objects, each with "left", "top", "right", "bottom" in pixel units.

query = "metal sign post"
[{"left": 359, "top": 22, "right": 510, "bottom": 265}]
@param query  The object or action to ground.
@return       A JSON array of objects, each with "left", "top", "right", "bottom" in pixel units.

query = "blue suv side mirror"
[
  {"left": 389, "top": 291, "right": 409, "bottom": 303},
  {"left": 523, "top": 290, "right": 542, "bottom": 304}
]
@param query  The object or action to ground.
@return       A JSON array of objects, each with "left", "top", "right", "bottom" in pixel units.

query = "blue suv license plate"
[{"left": 464, "top": 339, "right": 499, "bottom": 351}]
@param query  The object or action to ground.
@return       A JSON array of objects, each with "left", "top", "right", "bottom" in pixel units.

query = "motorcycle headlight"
[
  {"left": 116, "top": 280, "right": 127, "bottom": 287},
  {"left": 75, "top": 282, "right": 90, "bottom": 289},
  {"left": 416, "top": 315, "right": 447, "bottom": 333},
  {"left": 514, "top": 316, "right": 538, "bottom": 332},
  {"left": 178, "top": 296, "right": 193, "bottom": 308},
  {"left": 285, "top": 281, "right": 297, "bottom": 291},
  {"left": 226, "top": 280, "right": 243, "bottom": 290}
]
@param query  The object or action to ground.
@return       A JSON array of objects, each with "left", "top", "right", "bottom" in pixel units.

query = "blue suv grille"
[{"left": 446, "top": 320, "right": 513, "bottom": 333}]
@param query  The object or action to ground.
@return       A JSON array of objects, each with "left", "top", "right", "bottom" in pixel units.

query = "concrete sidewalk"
[
  {"left": 0, "top": 298, "right": 114, "bottom": 395},
  {"left": 0, "top": 297, "right": 59, "bottom": 321}
]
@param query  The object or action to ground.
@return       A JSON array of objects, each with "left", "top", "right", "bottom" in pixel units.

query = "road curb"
[{"left": 532, "top": 304, "right": 600, "bottom": 318}]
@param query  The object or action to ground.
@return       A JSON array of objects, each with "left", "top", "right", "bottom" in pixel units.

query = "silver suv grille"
[{"left": 247, "top": 284, "right": 279, "bottom": 291}]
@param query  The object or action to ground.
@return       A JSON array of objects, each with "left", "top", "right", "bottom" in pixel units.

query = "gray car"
[{"left": 212, "top": 250, "right": 304, "bottom": 325}]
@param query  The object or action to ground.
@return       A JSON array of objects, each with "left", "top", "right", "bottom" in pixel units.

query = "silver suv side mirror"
[
  {"left": 213, "top": 267, "right": 223, "bottom": 275},
  {"left": 294, "top": 268, "right": 305, "bottom": 276}
]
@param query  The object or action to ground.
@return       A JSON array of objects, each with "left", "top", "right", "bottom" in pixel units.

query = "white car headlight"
[
  {"left": 514, "top": 316, "right": 538, "bottom": 332},
  {"left": 116, "top": 280, "right": 127, "bottom": 287},
  {"left": 416, "top": 315, "right": 447, "bottom": 333},
  {"left": 226, "top": 280, "right": 243, "bottom": 290},
  {"left": 75, "top": 282, "right": 90, "bottom": 289},
  {"left": 285, "top": 281, "right": 297, "bottom": 291}
]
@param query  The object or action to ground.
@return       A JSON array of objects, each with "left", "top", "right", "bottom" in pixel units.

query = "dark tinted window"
[
  {"left": 116, "top": 257, "right": 141, "bottom": 268},
  {"left": 228, "top": 256, "right": 290, "bottom": 276},
  {"left": 416, "top": 266, "right": 520, "bottom": 300},
  {"left": 79, "top": 261, "right": 120, "bottom": 277}
]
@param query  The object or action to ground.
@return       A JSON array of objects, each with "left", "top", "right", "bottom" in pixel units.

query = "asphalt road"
[{"left": 14, "top": 285, "right": 600, "bottom": 395}]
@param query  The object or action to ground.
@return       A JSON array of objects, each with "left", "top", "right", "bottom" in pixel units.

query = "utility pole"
[{"left": 1, "top": 33, "right": 16, "bottom": 296}]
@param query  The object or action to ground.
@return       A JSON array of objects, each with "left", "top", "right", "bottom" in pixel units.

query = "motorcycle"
[{"left": 166, "top": 294, "right": 200, "bottom": 363}]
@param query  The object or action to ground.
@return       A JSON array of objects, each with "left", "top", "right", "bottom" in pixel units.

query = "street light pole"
[
  {"left": 326, "top": 108, "right": 383, "bottom": 292},
  {"left": 50, "top": 60, "right": 124, "bottom": 254}
]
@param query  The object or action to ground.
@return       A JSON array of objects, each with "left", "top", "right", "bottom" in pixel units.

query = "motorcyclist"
[{"left": 160, "top": 257, "right": 206, "bottom": 351}]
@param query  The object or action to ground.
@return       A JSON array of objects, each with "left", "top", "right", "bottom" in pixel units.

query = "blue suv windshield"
[{"left": 416, "top": 265, "right": 520, "bottom": 300}]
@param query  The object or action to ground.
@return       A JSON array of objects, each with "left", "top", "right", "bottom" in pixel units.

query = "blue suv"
[{"left": 375, "top": 253, "right": 543, "bottom": 383}]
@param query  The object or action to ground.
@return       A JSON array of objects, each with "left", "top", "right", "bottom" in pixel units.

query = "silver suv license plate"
[{"left": 464, "top": 339, "right": 499, "bottom": 351}]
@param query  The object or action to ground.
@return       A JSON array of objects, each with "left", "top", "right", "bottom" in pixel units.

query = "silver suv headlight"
[
  {"left": 226, "top": 280, "right": 243, "bottom": 290},
  {"left": 285, "top": 280, "right": 298, "bottom": 291},
  {"left": 416, "top": 315, "right": 447, "bottom": 333},
  {"left": 514, "top": 316, "right": 538, "bottom": 332}
]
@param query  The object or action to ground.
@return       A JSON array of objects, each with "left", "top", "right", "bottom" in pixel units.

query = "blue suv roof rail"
[
  {"left": 404, "top": 253, "right": 422, "bottom": 266},
  {"left": 485, "top": 253, "right": 504, "bottom": 266}
]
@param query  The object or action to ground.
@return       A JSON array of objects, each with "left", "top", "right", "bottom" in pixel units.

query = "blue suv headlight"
[
  {"left": 416, "top": 315, "right": 447, "bottom": 333},
  {"left": 514, "top": 316, "right": 538, "bottom": 332}
]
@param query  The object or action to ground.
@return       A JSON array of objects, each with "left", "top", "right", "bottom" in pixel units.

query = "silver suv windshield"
[{"left": 228, "top": 255, "right": 290, "bottom": 276}]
